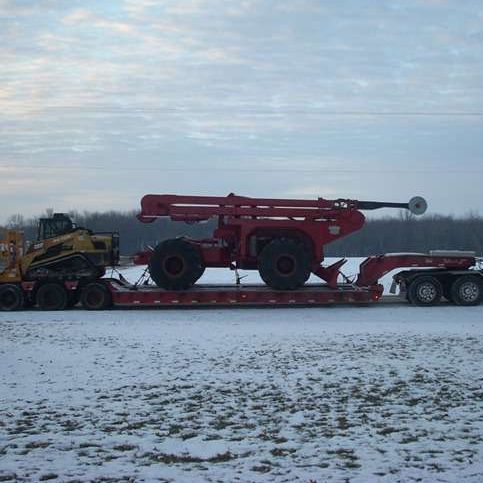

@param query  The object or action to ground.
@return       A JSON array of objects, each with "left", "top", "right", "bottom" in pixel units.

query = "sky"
[{"left": 1, "top": 0, "right": 482, "bottom": 222}]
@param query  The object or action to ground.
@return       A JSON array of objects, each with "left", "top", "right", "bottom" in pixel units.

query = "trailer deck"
[{"left": 107, "top": 279, "right": 383, "bottom": 307}]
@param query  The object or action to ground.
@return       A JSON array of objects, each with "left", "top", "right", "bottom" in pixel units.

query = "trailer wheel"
[
  {"left": 258, "top": 238, "right": 311, "bottom": 290},
  {"left": 407, "top": 276, "right": 442, "bottom": 306},
  {"left": 149, "top": 239, "right": 205, "bottom": 290},
  {"left": 0, "top": 284, "right": 25, "bottom": 311},
  {"left": 81, "top": 283, "right": 112, "bottom": 310},
  {"left": 36, "top": 283, "right": 68, "bottom": 311},
  {"left": 450, "top": 275, "right": 482, "bottom": 306}
]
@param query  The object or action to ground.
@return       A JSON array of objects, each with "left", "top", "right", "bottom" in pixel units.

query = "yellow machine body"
[{"left": 0, "top": 215, "right": 119, "bottom": 284}]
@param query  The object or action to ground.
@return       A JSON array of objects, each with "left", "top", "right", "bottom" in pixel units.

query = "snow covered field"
[{"left": 1, "top": 264, "right": 483, "bottom": 482}]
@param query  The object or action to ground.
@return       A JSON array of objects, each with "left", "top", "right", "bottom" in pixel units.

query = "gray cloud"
[{"left": 1, "top": 0, "right": 482, "bottom": 220}]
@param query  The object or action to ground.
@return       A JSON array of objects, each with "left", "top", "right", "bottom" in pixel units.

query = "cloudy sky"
[{"left": 1, "top": 0, "right": 482, "bottom": 222}]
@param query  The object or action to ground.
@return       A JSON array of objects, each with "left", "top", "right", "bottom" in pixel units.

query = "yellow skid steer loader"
[{"left": 0, "top": 213, "right": 119, "bottom": 310}]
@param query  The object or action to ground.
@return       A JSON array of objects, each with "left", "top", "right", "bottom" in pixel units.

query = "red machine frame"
[{"left": 136, "top": 193, "right": 428, "bottom": 287}]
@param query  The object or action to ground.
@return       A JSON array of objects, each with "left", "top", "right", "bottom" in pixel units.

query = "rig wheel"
[
  {"left": 0, "top": 284, "right": 25, "bottom": 311},
  {"left": 258, "top": 238, "right": 311, "bottom": 290},
  {"left": 407, "top": 276, "right": 442, "bottom": 306},
  {"left": 81, "top": 283, "right": 112, "bottom": 310},
  {"left": 36, "top": 283, "right": 68, "bottom": 311},
  {"left": 450, "top": 275, "right": 482, "bottom": 306},
  {"left": 149, "top": 239, "right": 205, "bottom": 290}
]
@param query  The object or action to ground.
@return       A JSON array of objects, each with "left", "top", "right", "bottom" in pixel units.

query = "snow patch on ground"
[{"left": 1, "top": 262, "right": 483, "bottom": 482}]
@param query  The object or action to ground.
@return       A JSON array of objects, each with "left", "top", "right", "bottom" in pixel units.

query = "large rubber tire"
[
  {"left": 149, "top": 239, "right": 205, "bottom": 290},
  {"left": 450, "top": 275, "right": 482, "bottom": 306},
  {"left": 0, "top": 284, "right": 25, "bottom": 311},
  {"left": 258, "top": 238, "right": 311, "bottom": 290},
  {"left": 36, "top": 283, "right": 68, "bottom": 311},
  {"left": 407, "top": 276, "right": 443, "bottom": 306},
  {"left": 81, "top": 283, "right": 112, "bottom": 310}
]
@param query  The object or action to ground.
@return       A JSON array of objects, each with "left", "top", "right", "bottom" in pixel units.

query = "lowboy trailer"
[
  {"left": 1, "top": 193, "right": 482, "bottom": 310},
  {"left": 77, "top": 251, "right": 481, "bottom": 310},
  {"left": 3, "top": 252, "right": 482, "bottom": 311}
]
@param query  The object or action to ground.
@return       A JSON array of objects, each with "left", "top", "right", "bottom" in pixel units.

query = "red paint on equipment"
[
  {"left": 105, "top": 278, "right": 384, "bottom": 307},
  {"left": 136, "top": 193, "right": 423, "bottom": 284}
]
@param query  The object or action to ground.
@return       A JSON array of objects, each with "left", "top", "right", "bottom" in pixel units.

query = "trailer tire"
[
  {"left": 407, "top": 276, "right": 442, "bottom": 306},
  {"left": 450, "top": 275, "right": 482, "bottom": 306},
  {"left": 258, "top": 238, "right": 311, "bottom": 290},
  {"left": 81, "top": 283, "right": 112, "bottom": 310},
  {"left": 0, "top": 284, "right": 25, "bottom": 311},
  {"left": 149, "top": 239, "right": 205, "bottom": 290},
  {"left": 36, "top": 283, "right": 68, "bottom": 311}
]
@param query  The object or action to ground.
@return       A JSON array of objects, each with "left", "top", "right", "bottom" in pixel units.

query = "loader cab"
[{"left": 37, "top": 213, "right": 76, "bottom": 241}]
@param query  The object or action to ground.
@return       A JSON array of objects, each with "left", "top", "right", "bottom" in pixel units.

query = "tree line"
[{"left": 2, "top": 210, "right": 482, "bottom": 257}]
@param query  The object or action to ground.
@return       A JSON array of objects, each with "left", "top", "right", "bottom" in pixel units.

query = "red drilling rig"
[{"left": 136, "top": 193, "right": 428, "bottom": 290}]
